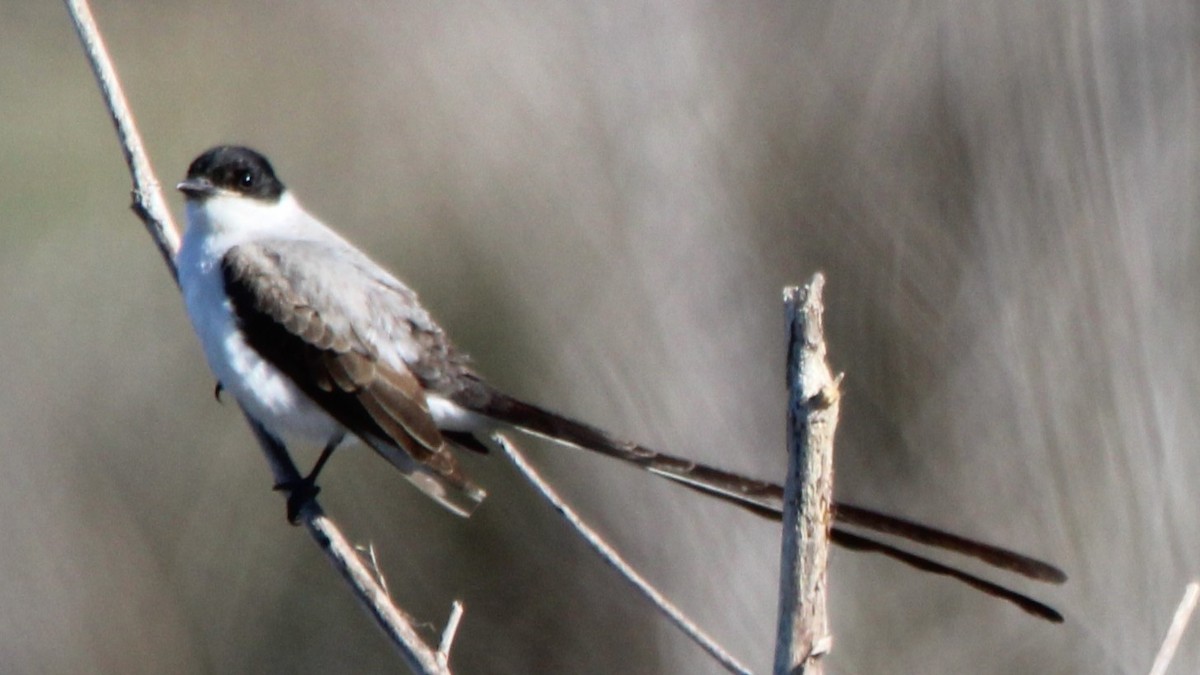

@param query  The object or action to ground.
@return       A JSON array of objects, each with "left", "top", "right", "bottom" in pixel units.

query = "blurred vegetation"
[{"left": 1, "top": 1, "right": 1197, "bottom": 672}]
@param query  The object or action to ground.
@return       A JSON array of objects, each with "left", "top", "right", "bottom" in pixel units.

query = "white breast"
[{"left": 176, "top": 197, "right": 344, "bottom": 447}]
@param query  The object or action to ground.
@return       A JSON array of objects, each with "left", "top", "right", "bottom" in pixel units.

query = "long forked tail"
[{"left": 466, "top": 388, "right": 1066, "bottom": 622}]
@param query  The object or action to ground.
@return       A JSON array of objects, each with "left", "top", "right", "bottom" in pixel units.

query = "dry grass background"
[{"left": 1, "top": 1, "right": 1197, "bottom": 672}]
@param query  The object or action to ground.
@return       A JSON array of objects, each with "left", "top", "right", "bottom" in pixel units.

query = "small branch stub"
[
  {"left": 774, "top": 274, "right": 840, "bottom": 675},
  {"left": 437, "top": 601, "right": 465, "bottom": 669}
]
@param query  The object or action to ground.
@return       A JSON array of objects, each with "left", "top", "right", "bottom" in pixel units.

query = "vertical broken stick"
[{"left": 774, "top": 275, "right": 840, "bottom": 675}]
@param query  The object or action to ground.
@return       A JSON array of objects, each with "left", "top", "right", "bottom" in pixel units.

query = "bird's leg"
[
  {"left": 274, "top": 435, "right": 343, "bottom": 523},
  {"left": 304, "top": 436, "right": 342, "bottom": 485}
]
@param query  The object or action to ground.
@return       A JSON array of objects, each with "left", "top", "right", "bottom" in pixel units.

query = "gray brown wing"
[{"left": 221, "top": 241, "right": 484, "bottom": 515}]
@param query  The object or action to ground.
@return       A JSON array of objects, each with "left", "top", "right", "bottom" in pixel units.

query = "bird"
[{"left": 175, "top": 145, "right": 1065, "bottom": 621}]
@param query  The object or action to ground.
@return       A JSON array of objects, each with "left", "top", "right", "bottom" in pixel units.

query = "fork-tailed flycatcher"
[{"left": 175, "top": 145, "right": 1065, "bottom": 621}]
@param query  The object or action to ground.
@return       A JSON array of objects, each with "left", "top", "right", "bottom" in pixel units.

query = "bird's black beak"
[{"left": 177, "top": 177, "right": 216, "bottom": 199}]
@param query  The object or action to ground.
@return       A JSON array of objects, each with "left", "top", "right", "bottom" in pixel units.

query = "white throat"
[{"left": 185, "top": 191, "right": 310, "bottom": 249}]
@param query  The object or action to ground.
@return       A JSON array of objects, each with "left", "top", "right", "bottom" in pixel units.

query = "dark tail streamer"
[{"left": 462, "top": 386, "right": 1065, "bottom": 620}]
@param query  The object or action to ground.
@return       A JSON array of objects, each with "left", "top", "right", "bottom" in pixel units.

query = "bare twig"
[
  {"left": 1148, "top": 581, "right": 1200, "bottom": 675},
  {"left": 493, "top": 433, "right": 753, "bottom": 675},
  {"left": 774, "top": 275, "right": 839, "bottom": 675},
  {"left": 64, "top": 2, "right": 448, "bottom": 672}
]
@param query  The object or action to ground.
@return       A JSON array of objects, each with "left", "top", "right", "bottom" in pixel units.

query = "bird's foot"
[{"left": 273, "top": 476, "right": 320, "bottom": 525}]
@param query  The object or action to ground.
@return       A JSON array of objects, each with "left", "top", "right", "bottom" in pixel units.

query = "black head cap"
[{"left": 179, "top": 145, "right": 285, "bottom": 201}]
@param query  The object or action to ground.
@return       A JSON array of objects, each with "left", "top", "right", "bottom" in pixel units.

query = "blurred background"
[{"left": 0, "top": 1, "right": 1195, "bottom": 672}]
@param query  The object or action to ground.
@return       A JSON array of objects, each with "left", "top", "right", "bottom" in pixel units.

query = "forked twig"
[{"left": 356, "top": 542, "right": 394, "bottom": 596}]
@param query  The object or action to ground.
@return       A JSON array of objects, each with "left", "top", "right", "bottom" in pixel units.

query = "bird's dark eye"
[{"left": 237, "top": 170, "right": 254, "bottom": 187}]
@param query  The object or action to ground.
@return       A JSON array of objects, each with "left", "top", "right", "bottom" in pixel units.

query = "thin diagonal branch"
[
  {"left": 64, "top": 2, "right": 449, "bottom": 672},
  {"left": 64, "top": 0, "right": 180, "bottom": 277},
  {"left": 1148, "top": 581, "right": 1200, "bottom": 675},
  {"left": 493, "top": 433, "right": 753, "bottom": 675}
]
